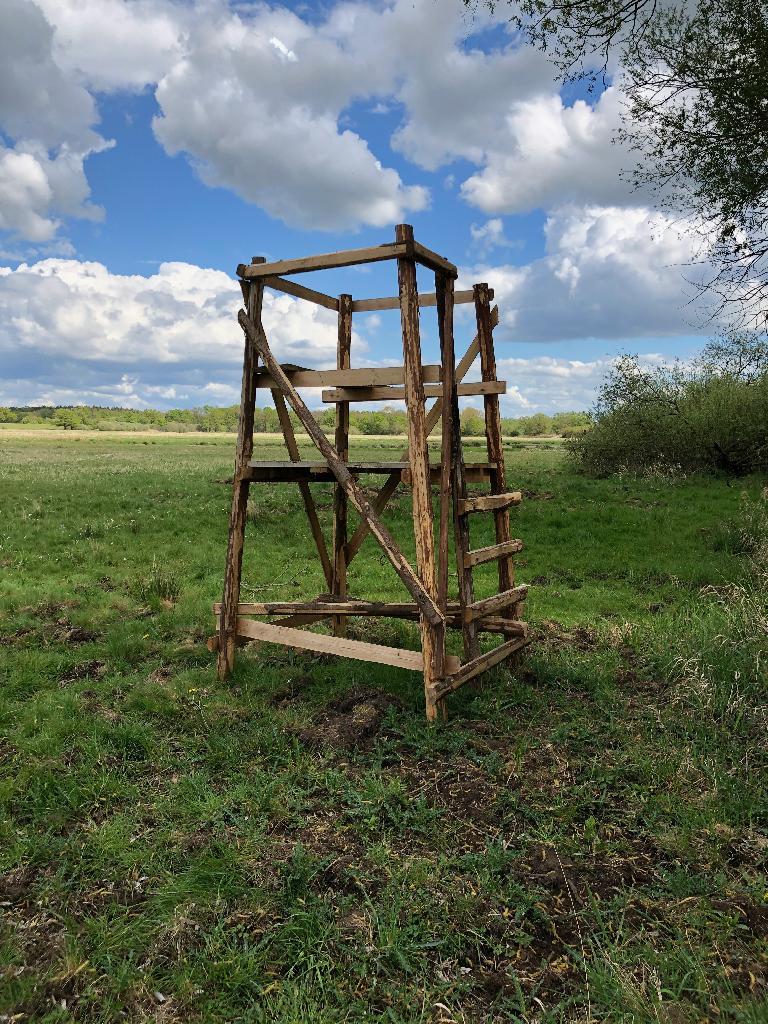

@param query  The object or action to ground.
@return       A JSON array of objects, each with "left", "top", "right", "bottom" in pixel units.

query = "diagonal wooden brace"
[{"left": 238, "top": 309, "right": 444, "bottom": 629}]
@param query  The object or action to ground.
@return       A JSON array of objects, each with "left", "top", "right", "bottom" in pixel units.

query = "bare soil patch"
[{"left": 295, "top": 687, "right": 404, "bottom": 751}]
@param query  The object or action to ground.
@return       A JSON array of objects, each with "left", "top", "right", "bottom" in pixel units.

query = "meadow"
[{"left": 0, "top": 431, "right": 766, "bottom": 1023}]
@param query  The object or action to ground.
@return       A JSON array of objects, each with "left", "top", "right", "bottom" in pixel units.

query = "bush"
[{"left": 572, "top": 334, "right": 768, "bottom": 476}]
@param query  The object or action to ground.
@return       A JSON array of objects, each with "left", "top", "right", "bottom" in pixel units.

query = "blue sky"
[{"left": 0, "top": 0, "right": 711, "bottom": 414}]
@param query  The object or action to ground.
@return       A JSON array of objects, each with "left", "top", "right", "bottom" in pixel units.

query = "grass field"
[{"left": 1, "top": 431, "right": 766, "bottom": 1023}]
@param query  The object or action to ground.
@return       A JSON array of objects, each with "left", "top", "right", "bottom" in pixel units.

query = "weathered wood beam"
[
  {"left": 237, "top": 231, "right": 457, "bottom": 281},
  {"left": 458, "top": 491, "right": 522, "bottom": 515},
  {"left": 217, "top": 258, "right": 265, "bottom": 678},
  {"left": 321, "top": 380, "right": 506, "bottom": 403},
  {"left": 433, "top": 636, "right": 531, "bottom": 699},
  {"left": 213, "top": 602, "right": 528, "bottom": 638},
  {"left": 333, "top": 294, "right": 352, "bottom": 637},
  {"left": 351, "top": 288, "right": 491, "bottom": 313},
  {"left": 412, "top": 240, "right": 458, "bottom": 277},
  {"left": 254, "top": 365, "right": 442, "bottom": 389},
  {"left": 231, "top": 617, "right": 460, "bottom": 674},
  {"left": 241, "top": 461, "right": 495, "bottom": 484},
  {"left": 238, "top": 242, "right": 407, "bottom": 279},
  {"left": 463, "top": 538, "right": 524, "bottom": 568},
  {"left": 436, "top": 271, "right": 455, "bottom": 627},
  {"left": 476, "top": 282, "right": 517, "bottom": 621},
  {"left": 263, "top": 275, "right": 339, "bottom": 311},
  {"left": 448, "top": 310, "right": 479, "bottom": 665},
  {"left": 397, "top": 223, "right": 445, "bottom": 715},
  {"left": 463, "top": 585, "right": 529, "bottom": 623},
  {"left": 215, "top": 598, "right": 454, "bottom": 617},
  {"left": 271, "top": 388, "right": 334, "bottom": 589}
]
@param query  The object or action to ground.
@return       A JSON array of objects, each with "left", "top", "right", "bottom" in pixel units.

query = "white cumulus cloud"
[
  {"left": 460, "top": 87, "right": 636, "bottom": 215},
  {"left": 151, "top": 2, "right": 429, "bottom": 231},
  {"left": 34, "top": 0, "right": 188, "bottom": 92},
  {"left": 462, "top": 206, "right": 710, "bottom": 343},
  {"left": 0, "top": 0, "right": 112, "bottom": 244},
  {"left": 0, "top": 258, "right": 368, "bottom": 406}
]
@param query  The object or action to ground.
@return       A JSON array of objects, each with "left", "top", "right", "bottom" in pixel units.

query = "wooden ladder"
[{"left": 450, "top": 284, "right": 527, "bottom": 666}]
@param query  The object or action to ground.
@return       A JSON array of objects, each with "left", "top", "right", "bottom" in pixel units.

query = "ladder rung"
[
  {"left": 463, "top": 539, "right": 523, "bottom": 568},
  {"left": 434, "top": 635, "right": 531, "bottom": 699},
  {"left": 463, "top": 585, "right": 529, "bottom": 622},
  {"left": 458, "top": 491, "right": 522, "bottom": 515}
]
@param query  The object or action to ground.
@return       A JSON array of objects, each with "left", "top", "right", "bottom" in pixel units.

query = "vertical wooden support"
[
  {"left": 333, "top": 294, "right": 353, "bottom": 636},
  {"left": 435, "top": 273, "right": 455, "bottom": 720},
  {"left": 396, "top": 224, "right": 443, "bottom": 720},
  {"left": 272, "top": 389, "right": 334, "bottom": 590},
  {"left": 474, "top": 283, "right": 516, "bottom": 615},
  {"left": 435, "top": 272, "right": 454, "bottom": 619},
  {"left": 449, "top": 348, "right": 480, "bottom": 665},
  {"left": 218, "top": 258, "right": 265, "bottom": 677}
]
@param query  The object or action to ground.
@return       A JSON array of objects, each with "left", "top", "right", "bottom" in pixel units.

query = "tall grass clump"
[
  {"left": 131, "top": 556, "right": 182, "bottom": 603},
  {"left": 571, "top": 334, "right": 768, "bottom": 476},
  {"left": 651, "top": 489, "right": 767, "bottom": 741}
]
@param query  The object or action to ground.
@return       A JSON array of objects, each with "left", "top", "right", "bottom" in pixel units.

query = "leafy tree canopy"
[{"left": 470, "top": 0, "right": 768, "bottom": 331}]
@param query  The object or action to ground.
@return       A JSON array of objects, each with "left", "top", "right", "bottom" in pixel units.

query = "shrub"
[{"left": 571, "top": 334, "right": 768, "bottom": 475}]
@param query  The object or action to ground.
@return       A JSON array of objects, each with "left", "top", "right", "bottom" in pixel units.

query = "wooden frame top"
[{"left": 237, "top": 225, "right": 457, "bottom": 281}]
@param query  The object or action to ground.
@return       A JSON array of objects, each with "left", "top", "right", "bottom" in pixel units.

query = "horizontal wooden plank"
[
  {"left": 458, "top": 491, "right": 523, "bottom": 515},
  {"left": 412, "top": 240, "right": 458, "bottom": 277},
  {"left": 477, "top": 617, "right": 528, "bottom": 637},
  {"left": 463, "top": 538, "right": 524, "bottom": 568},
  {"left": 238, "top": 243, "right": 406, "bottom": 279},
  {"left": 351, "top": 289, "right": 491, "bottom": 313},
  {"left": 213, "top": 603, "right": 528, "bottom": 637},
  {"left": 246, "top": 459, "right": 409, "bottom": 473},
  {"left": 433, "top": 636, "right": 530, "bottom": 699},
  {"left": 231, "top": 617, "right": 460, "bottom": 674},
  {"left": 322, "top": 381, "right": 507, "bottom": 403},
  {"left": 254, "top": 364, "right": 442, "bottom": 389},
  {"left": 263, "top": 275, "right": 339, "bottom": 311},
  {"left": 464, "top": 585, "right": 529, "bottom": 623},
  {"left": 216, "top": 598, "right": 462, "bottom": 617}
]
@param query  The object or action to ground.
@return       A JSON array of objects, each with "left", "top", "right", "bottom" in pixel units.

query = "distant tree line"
[{"left": 0, "top": 403, "right": 591, "bottom": 438}]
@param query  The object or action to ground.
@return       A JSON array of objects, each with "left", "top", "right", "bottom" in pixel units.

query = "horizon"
[{"left": 1, "top": 0, "right": 716, "bottom": 414}]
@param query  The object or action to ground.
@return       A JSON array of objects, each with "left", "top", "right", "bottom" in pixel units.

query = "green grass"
[{"left": 0, "top": 432, "right": 766, "bottom": 1023}]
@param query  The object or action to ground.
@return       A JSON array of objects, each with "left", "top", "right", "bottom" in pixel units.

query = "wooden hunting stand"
[{"left": 213, "top": 225, "right": 530, "bottom": 720}]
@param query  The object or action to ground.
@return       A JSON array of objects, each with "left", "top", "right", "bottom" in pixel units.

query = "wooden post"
[
  {"left": 333, "top": 294, "right": 352, "bottom": 636},
  {"left": 474, "top": 283, "right": 516, "bottom": 617},
  {"left": 396, "top": 224, "right": 443, "bottom": 720},
  {"left": 435, "top": 272, "right": 455, "bottom": 720},
  {"left": 218, "top": 258, "right": 265, "bottom": 677},
  {"left": 450, "top": 350, "right": 479, "bottom": 665},
  {"left": 271, "top": 389, "right": 334, "bottom": 589}
]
